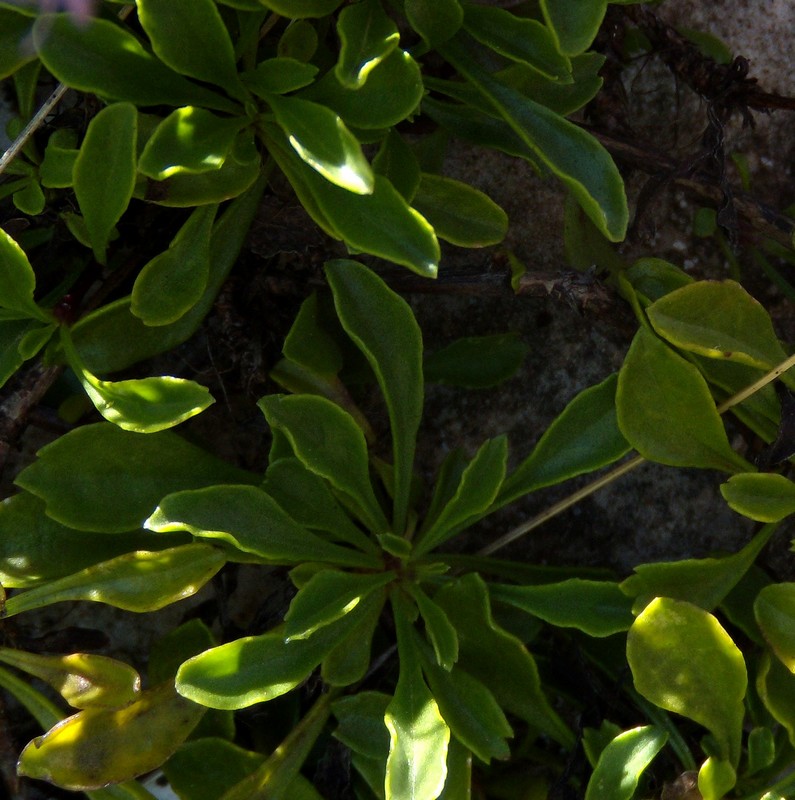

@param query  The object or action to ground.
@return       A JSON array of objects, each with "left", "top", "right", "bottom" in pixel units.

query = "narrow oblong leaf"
[
  {"left": 491, "top": 579, "right": 634, "bottom": 637},
  {"left": 242, "top": 57, "right": 318, "bottom": 97},
  {"left": 407, "top": 585, "right": 459, "bottom": 671},
  {"left": 268, "top": 94, "right": 374, "bottom": 194},
  {"left": 585, "top": 726, "right": 668, "bottom": 800},
  {"left": 0, "top": 229, "right": 51, "bottom": 321},
  {"left": 325, "top": 260, "right": 424, "bottom": 535},
  {"left": 405, "top": 0, "right": 463, "bottom": 47},
  {"left": 147, "top": 484, "right": 380, "bottom": 569},
  {"left": 540, "top": 0, "right": 607, "bottom": 55},
  {"left": 18, "top": 682, "right": 205, "bottom": 791},
  {"left": 0, "top": 649, "right": 140, "bottom": 709},
  {"left": 73, "top": 102, "right": 137, "bottom": 264},
  {"left": 137, "top": 0, "right": 246, "bottom": 100},
  {"left": 499, "top": 373, "right": 630, "bottom": 505},
  {"left": 411, "top": 173, "right": 508, "bottom": 247},
  {"left": 335, "top": 0, "right": 399, "bottom": 89},
  {"left": 3, "top": 544, "right": 226, "bottom": 617},
  {"left": 721, "top": 473, "right": 795, "bottom": 522},
  {"left": 0, "top": 9, "right": 35, "bottom": 79},
  {"left": 755, "top": 583, "right": 795, "bottom": 672},
  {"left": 373, "top": 130, "right": 421, "bottom": 201},
  {"left": 15, "top": 422, "right": 258, "bottom": 532},
  {"left": 616, "top": 328, "right": 751, "bottom": 472},
  {"left": 138, "top": 108, "right": 246, "bottom": 180},
  {"left": 439, "top": 34, "right": 627, "bottom": 242},
  {"left": 259, "top": 393, "right": 389, "bottom": 533},
  {"left": 647, "top": 280, "right": 788, "bottom": 370},
  {"left": 33, "top": 14, "right": 236, "bottom": 112},
  {"left": 463, "top": 4, "right": 571, "bottom": 81},
  {"left": 757, "top": 651, "right": 795, "bottom": 750},
  {"left": 131, "top": 205, "right": 217, "bottom": 326},
  {"left": 416, "top": 436, "right": 507, "bottom": 555},
  {"left": 424, "top": 333, "right": 528, "bottom": 389},
  {"left": 284, "top": 569, "right": 395, "bottom": 640},
  {"left": 627, "top": 597, "right": 746, "bottom": 766}
]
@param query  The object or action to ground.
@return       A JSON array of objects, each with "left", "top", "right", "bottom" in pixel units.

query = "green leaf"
[
  {"left": 147, "top": 484, "right": 380, "bottom": 568},
  {"left": 69, "top": 177, "right": 265, "bottom": 374},
  {"left": 0, "top": 494, "right": 177, "bottom": 588},
  {"left": 137, "top": 0, "right": 246, "bottom": 100},
  {"left": 335, "top": 0, "right": 399, "bottom": 89},
  {"left": 73, "top": 102, "right": 136, "bottom": 264},
  {"left": 616, "top": 328, "right": 751, "bottom": 472},
  {"left": 411, "top": 173, "right": 508, "bottom": 247},
  {"left": 18, "top": 682, "right": 205, "bottom": 791},
  {"left": 584, "top": 726, "right": 667, "bottom": 800},
  {"left": 138, "top": 108, "right": 246, "bottom": 180},
  {"left": 373, "top": 130, "right": 421, "bottom": 201},
  {"left": 284, "top": 569, "right": 395, "bottom": 640},
  {"left": 268, "top": 94, "right": 374, "bottom": 194},
  {"left": 3, "top": 544, "right": 225, "bottom": 617},
  {"left": 33, "top": 14, "right": 237, "bottom": 112},
  {"left": 755, "top": 583, "right": 795, "bottom": 672},
  {"left": 0, "top": 228, "right": 51, "bottom": 321},
  {"left": 0, "top": 321, "right": 51, "bottom": 389},
  {"left": 721, "top": 473, "right": 795, "bottom": 522},
  {"left": 625, "top": 257, "right": 694, "bottom": 304},
  {"left": 40, "top": 132, "right": 79, "bottom": 188},
  {"left": 259, "top": 0, "right": 343, "bottom": 17},
  {"left": 0, "top": 9, "right": 35, "bottom": 79},
  {"left": 263, "top": 458, "right": 376, "bottom": 553},
  {"left": 423, "top": 658, "right": 512, "bottom": 764},
  {"left": 757, "top": 651, "right": 795, "bottom": 750},
  {"left": 242, "top": 57, "right": 318, "bottom": 97},
  {"left": 621, "top": 523, "right": 776, "bottom": 614},
  {"left": 627, "top": 597, "right": 746, "bottom": 766},
  {"left": 333, "top": 691, "right": 391, "bottom": 759},
  {"left": 405, "top": 0, "right": 463, "bottom": 47},
  {"left": 15, "top": 422, "right": 258, "bottom": 532},
  {"left": 491, "top": 579, "right": 634, "bottom": 637},
  {"left": 416, "top": 436, "right": 507, "bottom": 555},
  {"left": 539, "top": 0, "right": 607, "bottom": 55},
  {"left": 131, "top": 205, "right": 216, "bottom": 326},
  {"left": 424, "top": 333, "right": 528, "bottom": 390},
  {"left": 13, "top": 179, "right": 45, "bottom": 216},
  {"left": 282, "top": 292, "right": 344, "bottom": 377},
  {"left": 277, "top": 20, "right": 318, "bottom": 61},
  {"left": 301, "top": 48, "right": 423, "bottom": 129},
  {"left": 386, "top": 593, "right": 450, "bottom": 800},
  {"left": 177, "top": 594, "right": 381, "bottom": 709},
  {"left": 434, "top": 575, "right": 574, "bottom": 748},
  {"left": 406, "top": 585, "right": 459, "bottom": 671},
  {"left": 266, "top": 129, "right": 439, "bottom": 275},
  {"left": 462, "top": 4, "right": 571, "bottom": 82},
  {"left": 499, "top": 373, "right": 630, "bottom": 504},
  {"left": 647, "top": 280, "right": 788, "bottom": 370},
  {"left": 438, "top": 34, "right": 627, "bottom": 242},
  {"left": 326, "top": 259, "right": 424, "bottom": 534},
  {"left": 258, "top": 393, "right": 390, "bottom": 533},
  {"left": 0, "top": 649, "right": 140, "bottom": 710}
]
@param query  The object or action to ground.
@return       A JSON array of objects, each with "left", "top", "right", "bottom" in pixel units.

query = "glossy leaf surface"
[
  {"left": 131, "top": 204, "right": 216, "bottom": 326},
  {"left": 499, "top": 373, "right": 629, "bottom": 504},
  {"left": 18, "top": 682, "right": 204, "bottom": 791},
  {"left": 757, "top": 651, "right": 795, "bottom": 749},
  {"left": 242, "top": 57, "right": 318, "bottom": 97},
  {"left": 405, "top": 0, "right": 463, "bottom": 47},
  {"left": 73, "top": 102, "right": 136, "bottom": 264},
  {"left": 416, "top": 436, "right": 507, "bottom": 554},
  {"left": 584, "top": 726, "right": 667, "bottom": 800},
  {"left": 16, "top": 422, "right": 257, "bottom": 532},
  {"left": 0, "top": 648, "right": 140, "bottom": 709},
  {"left": 373, "top": 130, "right": 421, "bottom": 201},
  {"left": 540, "top": 0, "right": 607, "bottom": 55},
  {"left": 326, "top": 260, "right": 423, "bottom": 533},
  {"left": 617, "top": 328, "right": 750, "bottom": 472},
  {"left": 628, "top": 597, "right": 746, "bottom": 765},
  {"left": 335, "top": 0, "right": 399, "bottom": 89},
  {"left": 138, "top": 108, "right": 245, "bottom": 180},
  {"left": 268, "top": 94, "right": 374, "bottom": 194},
  {"left": 0, "top": 228, "right": 50, "bottom": 321},
  {"left": 33, "top": 14, "right": 235, "bottom": 111},
  {"left": 147, "top": 484, "right": 379, "bottom": 568},
  {"left": 3, "top": 544, "right": 225, "bottom": 617},
  {"left": 137, "top": 0, "right": 245, "bottom": 99},
  {"left": 411, "top": 173, "right": 508, "bottom": 247},
  {"left": 648, "top": 280, "right": 788, "bottom": 369},
  {"left": 407, "top": 585, "right": 459, "bottom": 671},
  {"left": 755, "top": 583, "right": 795, "bottom": 672},
  {"left": 491, "top": 579, "right": 634, "bottom": 637},
  {"left": 721, "top": 473, "right": 795, "bottom": 522},
  {"left": 259, "top": 393, "right": 389, "bottom": 533},
  {"left": 435, "top": 575, "right": 574, "bottom": 747}
]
